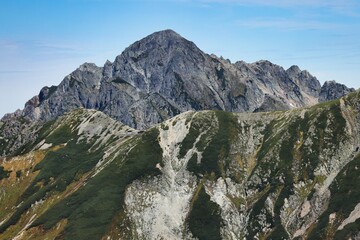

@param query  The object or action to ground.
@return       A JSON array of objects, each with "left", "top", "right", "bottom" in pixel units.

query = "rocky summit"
[
  {"left": 13, "top": 30, "right": 355, "bottom": 128},
  {"left": 0, "top": 30, "right": 354, "bottom": 156},
  {"left": 0, "top": 30, "right": 359, "bottom": 240}
]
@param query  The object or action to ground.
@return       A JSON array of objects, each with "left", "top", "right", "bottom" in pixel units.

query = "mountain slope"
[
  {"left": 1, "top": 90, "right": 359, "bottom": 239},
  {"left": 22, "top": 30, "right": 354, "bottom": 128},
  {"left": 23, "top": 30, "right": 353, "bottom": 129},
  {"left": 0, "top": 30, "right": 354, "bottom": 157}
]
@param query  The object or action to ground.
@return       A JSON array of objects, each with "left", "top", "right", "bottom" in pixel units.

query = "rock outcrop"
[
  {"left": 4, "top": 30, "right": 355, "bottom": 128},
  {"left": 319, "top": 80, "right": 355, "bottom": 102},
  {"left": 1, "top": 91, "right": 360, "bottom": 239},
  {"left": 0, "top": 30, "right": 355, "bottom": 156}
]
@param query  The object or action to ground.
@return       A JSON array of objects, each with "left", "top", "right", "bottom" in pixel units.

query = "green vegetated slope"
[{"left": 0, "top": 91, "right": 360, "bottom": 239}]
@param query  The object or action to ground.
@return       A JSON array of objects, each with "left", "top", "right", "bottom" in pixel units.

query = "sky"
[{"left": 1, "top": 0, "right": 360, "bottom": 117}]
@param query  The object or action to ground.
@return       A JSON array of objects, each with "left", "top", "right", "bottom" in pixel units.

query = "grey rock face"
[
  {"left": 319, "top": 80, "right": 355, "bottom": 102},
  {"left": 0, "top": 30, "right": 355, "bottom": 155},
  {"left": 38, "top": 62, "right": 103, "bottom": 121},
  {"left": 286, "top": 65, "right": 321, "bottom": 99}
]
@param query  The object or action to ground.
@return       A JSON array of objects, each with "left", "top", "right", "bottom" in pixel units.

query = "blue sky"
[{"left": 1, "top": 0, "right": 359, "bottom": 117}]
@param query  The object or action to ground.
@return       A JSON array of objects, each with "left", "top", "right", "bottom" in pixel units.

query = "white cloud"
[
  {"left": 237, "top": 18, "right": 345, "bottom": 30},
  {"left": 181, "top": 0, "right": 360, "bottom": 15},
  {"left": 198, "top": 0, "right": 357, "bottom": 8}
]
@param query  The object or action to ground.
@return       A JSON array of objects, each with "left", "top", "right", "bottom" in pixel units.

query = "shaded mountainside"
[
  {"left": 0, "top": 30, "right": 355, "bottom": 156},
  {"left": 1, "top": 91, "right": 360, "bottom": 239}
]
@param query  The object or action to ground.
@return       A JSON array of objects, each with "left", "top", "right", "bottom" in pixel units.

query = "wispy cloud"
[
  {"left": 0, "top": 39, "right": 21, "bottom": 51},
  {"left": 181, "top": 0, "right": 360, "bottom": 15},
  {"left": 197, "top": 0, "right": 358, "bottom": 8},
  {"left": 0, "top": 39, "right": 92, "bottom": 66},
  {"left": 237, "top": 18, "right": 346, "bottom": 30},
  {"left": 35, "top": 43, "right": 81, "bottom": 52},
  {"left": 0, "top": 39, "right": 83, "bottom": 55},
  {"left": 0, "top": 70, "right": 31, "bottom": 74}
]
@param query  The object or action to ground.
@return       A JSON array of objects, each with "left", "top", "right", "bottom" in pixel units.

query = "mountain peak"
[
  {"left": 78, "top": 62, "right": 100, "bottom": 72},
  {"left": 287, "top": 65, "right": 301, "bottom": 74},
  {"left": 319, "top": 80, "right": 355, "bottom": 102},
  {"left": 114, "top": 29, "right": 203, "bottom": 73},
  {"left": 323, "top": 80, "right": 338, "bottom": 85},
  {"left": 0, "top": 29, "right": 354, "bottom": 144},
  {"left": 149, "top": 29, "right": 182, "bottom": 39},
  {"left": 123, "top": 29, "right": 196, "bottom": 54}
]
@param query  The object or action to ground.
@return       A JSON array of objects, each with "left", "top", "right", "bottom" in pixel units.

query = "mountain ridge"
[
  {"left": 0, "top": 29, "right": 355, "bottom": 157},
  {"left": 0, "top": 90, "right": 359, "bottom": 239},
  {"left": 2, "top": 29, "right": 355, "bottom": 124}
]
